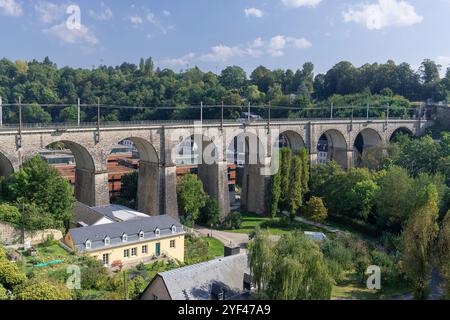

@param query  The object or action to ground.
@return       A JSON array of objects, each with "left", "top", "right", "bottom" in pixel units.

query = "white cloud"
[
  {"left": 159, "top": 53, "right": 196, "bottom": 66},
  {"left": 163, "top": 10, "right": 171, "bottom": 16},
  {"left": 0, "top": 0, "right": 22, "bottom": 16},
  {"left": 281, "top": 0, "right": 322, "bottom": 8},
  {"left": 43, "top": 22, "right": 98, "bottom": 45},
  {"left": 268, "top": 35, "right": 312, "bottom": 56},
  {"left": 89, "top": 2, "right": 113, "bottom": 21},
  {"left": 130, "top": 15, "right": 143, "bottom": 25},
  {"left": 244, "top": 7, "right": 264, "bottom": 18},
  {"left": 343, "top": 0, "right": 423, "bottom": 30},
  {"left": 34, "top": 1, "right": 65, "bottom": 24},
  {"left": 201, "top": 45, "right": 245, "bottom": 62}
]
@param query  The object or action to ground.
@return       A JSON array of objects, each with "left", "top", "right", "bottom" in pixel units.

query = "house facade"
[{"left": 64, "top": 215, "right": 185, "bottom": 268}]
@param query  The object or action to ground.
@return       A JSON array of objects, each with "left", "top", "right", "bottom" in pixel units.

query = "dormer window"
[
  {"left": 154, "top": 228, "right": 160, "bottom": 237},
  {"left": 139, "top": 231, "right": 145, "bottom": 240},
  {"left": 122, "top": 234, "right": 128, "bottom": 242},
  {"left": 104, "top": 237, "right": 110, "bottom": 246},
  {"left": 171, "top": 225, "right": 177, "bottom": 233},
  {"left": 85, "top": 240, "right": 91, "bottom": 249}
]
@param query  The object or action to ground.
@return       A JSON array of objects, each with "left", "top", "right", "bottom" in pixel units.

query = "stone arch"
[
  {"left": 42, "top": 140, "right": 100, "bottom": 207},
  {"left": 106, "top": 137, "right": 160, "bottom": 216},
  {"left": 279, "top": 130, "right": 306, "bottom": 152},
  {"left": 390, "top": 127, "right": 414, "bottom": 142},
  {"left": 227, "top": 131, "right": 268, "bottom": 214},
  {"left": 317, "top": 129, "right": 349, "bottom": 169},
  {"left": 353, "top": 128, "right": 384, "bottom": 168},
  {"left": 0, "top": 151, "right": 14, "bottom": 177},
  {"left": 175, "top": 133, "right": 230, "bottom": 218}
]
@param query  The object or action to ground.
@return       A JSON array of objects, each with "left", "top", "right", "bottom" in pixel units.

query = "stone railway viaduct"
[{"left": 0, "top": 118, "right": 433, "bottom": 219}]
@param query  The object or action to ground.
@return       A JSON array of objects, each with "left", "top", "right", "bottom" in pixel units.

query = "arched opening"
[
  {"left": 390, "top": 127, "right": 414, "bottom": 142},
  {"left": 0, "top": 152, "right": 14, "bottom": 178},
  {"left": 353, "top": 128, "right": 384, "bottom": 169},
  {"left": 40, "top": 140, "right": 97, "bottom": 206},
  {"left": 227, "top": 132, "right": 267, "bottom": 213},
  {"left": 107, "top": 137, "right": 159, "bottom": 215},
  {"left": 316, "top": 130, "right": 348, "bottom": 169},
  {"left": 278, "top": 130, "right": 305, "bottom": 152},
  {"left": 175, "top": 134, "right": 229, "bottom": 217}
]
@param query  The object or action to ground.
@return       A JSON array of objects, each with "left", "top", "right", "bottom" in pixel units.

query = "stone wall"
[{"left": 0, "top": 222, "right": 63, "bottom": 246}]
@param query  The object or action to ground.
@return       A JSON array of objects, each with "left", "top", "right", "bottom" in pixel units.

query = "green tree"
[
  {"left": 14, "top": 279, "right": 73, "bottom": 300},
  {"left": 118, "top": 171, "right": 138, "bottom": 208},
  {"left": 0, "top": 259, "right": 27, "bottom": 290},
  {"left": 248, "top": 227, "right": 274, "bottom": 293},
  {"left": 279, "top": 148, "right": 292, "bottom": 209},
  {"left": 177, "top": 174, "right": 207, "bottom": 227},
  {"left": 401, "top": 184, "right": 440, "bottom": 299},
  {"left": 304, "top": 196, "right": 328, "bottom": 223},
  {"left": 269, "top": 152, "right": 282, "bottom": 218},
  {"left": 437, "top": 210, "right": 450, "bottom": 299},
  {"left": 198, "top": 196, "right": 220, "bottom": 227},
  {"left": 287, "top": 155, "right": 304, "bottom": 219},
  {"left": 58, "top": 106, "right": 85, "bottom": 122},
  {"left": 23, "top": 103, "right": 52, "bottom": 123},
  {"left": 0, "top": 284, "right": 7, "bottom": 300},
  {"left": 267, "top": 232, "right": 333, "bottom": 300},
  {"left": 375, "top": 166, "right": 415, "bottom": 232},
  {"left": 0, "top": 203, "right": 21, "bottom": 225},
  {"left": 0, "top": 156, "right": 75, "bottom": 230},
  {"left": 219, "top": 66, "right": 247, "bottom": 90}
]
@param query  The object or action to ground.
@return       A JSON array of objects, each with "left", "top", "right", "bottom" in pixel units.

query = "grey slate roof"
[
  {"left": 157, "top": 253, "right": 249, "bottom": 300},
  {"left": 69, "top": 215, "right": 184, "bottom": 252}
]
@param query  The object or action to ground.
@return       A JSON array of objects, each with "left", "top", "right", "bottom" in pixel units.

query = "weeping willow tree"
[
  {"left": 248, "top": 227, "right": 274, "bottom": 293},
  {"left": 438, "top": 210, "right": 450, "bottom": 299},
  {"left": 401, "top": 184, "right": 440, "bottom": 300},
  {"left": 248, "top": 229, "right": 333, "bottom": 300}
]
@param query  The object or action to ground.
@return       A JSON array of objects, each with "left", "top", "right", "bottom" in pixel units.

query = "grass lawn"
[
  {"left": 332, "top": 271, "right": 413, "bottom": 300},
  {"left": 204, "top": 237, "right": 224, "bottom": 258},
  {"left": 223, "top": 212, "right": 328, "bottom": 236},
  {"left": 18, "top": 242, "right": 74, "bottom": 275}
]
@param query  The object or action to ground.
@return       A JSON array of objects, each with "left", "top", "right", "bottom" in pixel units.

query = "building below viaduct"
[{"left": 0, "top": 118, "right": 433, "bottom": 218}]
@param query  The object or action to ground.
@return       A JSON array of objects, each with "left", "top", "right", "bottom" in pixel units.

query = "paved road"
[{"left": 194, "top": 226, "right": 250, "bottom": 248}]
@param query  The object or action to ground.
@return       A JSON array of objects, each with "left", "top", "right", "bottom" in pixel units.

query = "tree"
[
  {"left": 23, "top": 103, "right": 52, "bottom": 123},
  {"left": 0, "top": 156, "right": 75, "bottom": 230},
  {"left": 248, "top": 227, "right": 274, "bottom": 293},
  {"left": 0, "top": 284, "right": 7, "bottom": 300},
  {"left": 219, "top": 66, "right": 247, "bottom": 91},
  {"left": 118, "top": 171, "right": 138, "bottom": 207},
  {"left": 14, "top": 279, "right": 73, "bottom": 300},
  {"left": 401, "top": 184, "right": 440, "bottom": 299},
  {"left": 58, "top": 106, "right": 85, "bottom": 123},
  {"left": 0, "top": 203, "right": 21, "bottom": 225},
  {"left": 269, "top": 168, "right": 282, "bottom": 218},
  {"left": 304, "top": 197, "right": 328, "bottom": 223},
  {"left": 0, "top": 259, "right": 27, "bottom": 290},
  {"left": 437, "top": 210, "right": 450, "bottom": 299},
  {"left": 287, "top": 155, "right": 304, "bottom": 219},
  {"left": 279, "top": 148, "right": 292, "bottom": 210},
  {"left": 375, "top": 166, "right": 415, "bottom": 232},
  {"left": 177, "top": 174, "right": 207, "bottom": 227},
  {"left": 266, "top": 232, "right": 333, "bottom": 300},
  {"left": 198, "top": 196, "right": 220, "bottom": 227}
]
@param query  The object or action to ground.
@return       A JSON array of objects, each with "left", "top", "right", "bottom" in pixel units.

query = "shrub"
[
  {"left": 14, "top": 279, "right": 73, "bottom": 300},
  {"left": 0, "top": 284, "right": 8, "bottom": 300},
  {"left": 0, "top": 260, "right": 27, "bottom": 289},
  {"left": 222, "top": 211, "right": 241, "bottom": 230},
  {"left": 304, "top": 197, "right": 328, "bottom": 223}
]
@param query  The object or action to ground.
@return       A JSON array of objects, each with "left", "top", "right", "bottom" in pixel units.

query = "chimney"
[{"left": 224, "top": 242, "right": 240, "bottom": 257}]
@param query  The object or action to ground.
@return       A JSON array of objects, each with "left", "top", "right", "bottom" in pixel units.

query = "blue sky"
[{"left": 0, "top": 0, "right": 449, "bottom": 75}]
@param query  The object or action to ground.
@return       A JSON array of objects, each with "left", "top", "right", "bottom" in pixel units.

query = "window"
[
  {"left": 170, "top": 240, "right": 176, "bottom": 248},
  {"left": 104, "top": 237, "right": 110, "bottom": 246},
  {"left": 171, "top": 225, "right": 177, "bottom": 233},
  {"left": 142, "top": 245, "right": 148, "bottom": 254},
  {"left": 102, "top": 254, "right": 109, "bottom": 266},
  {"left": 155, "top": 228, "right": 160, "bottom": 237},
  {"left": 139, "top": 231, "right": 145, "bottom": 240},
  {"left": 131, "top": 247, "right": 137, "bottom": 256},
  {"left": 85, "top": 240, "right": 91, "bottom": 249},
  {"left": 124, "top": 249, "right": 130, "bottom": 258},
  {"left": 122, "top": 234, "right": 128, "bottom": 242}
]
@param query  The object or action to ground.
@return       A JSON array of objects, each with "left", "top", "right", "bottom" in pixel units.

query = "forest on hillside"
[{"left": 0, "top": 57, "right": 449, "bottom": 123}]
